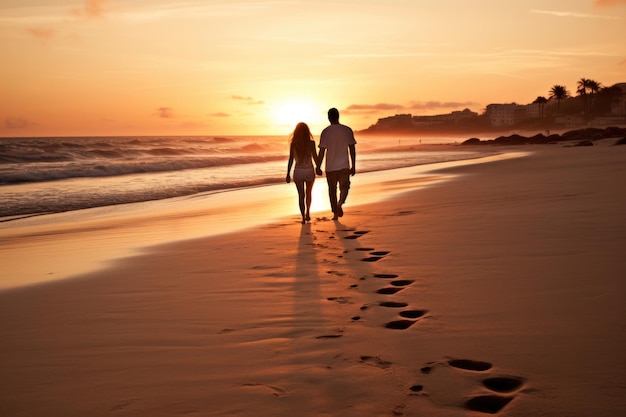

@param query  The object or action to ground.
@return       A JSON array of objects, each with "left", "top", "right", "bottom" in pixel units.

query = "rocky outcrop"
[{"left": 461, "top": 126, "right": 626, "bottom": 146}]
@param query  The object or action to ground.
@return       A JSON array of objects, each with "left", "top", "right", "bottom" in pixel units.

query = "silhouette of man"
[{"left": 317, "top": 108, "right": 356, "bottom": 220}]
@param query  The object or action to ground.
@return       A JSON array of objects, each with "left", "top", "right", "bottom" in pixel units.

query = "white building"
[{"left": 486, "top": 104, "right": 526, "bottom": 126}]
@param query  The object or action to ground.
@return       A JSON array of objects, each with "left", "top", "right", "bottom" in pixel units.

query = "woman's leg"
[
  {"left": 295, "top": 180, "right": 306, "bottom": 223},
  {"left": 304, "top": 179, "right": 314, "bottom": 221}
]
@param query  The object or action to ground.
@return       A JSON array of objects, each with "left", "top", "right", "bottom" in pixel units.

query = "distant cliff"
[{"left": 358, "top": 110, "right": 495, "bottom": 136}]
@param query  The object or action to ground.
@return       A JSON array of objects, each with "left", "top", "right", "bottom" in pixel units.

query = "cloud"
[
  {"left": 5, "top": 117, "right": 36, "bottom": 129},
  {"left": 210, "top": 112, "right": 231, "bottom": 117},
  {"left": 595, "top": 0, "right": 626, "bottom": 6},
  {"left": 329, "top": 52, "right": 434, "bottom": 59},
  {"left": 26, "top": 27, "right": 56, "bottom": 42},
  {"left": 408, "top": 101, "right": 478, "bottom": 111},
  {"left": 70, "top": 0, "right": 107, "bottom": 19},
  {"left": 343, "top": 103, "right": 405, "bottom": 114},
  {"left": 24, "top": 0, "right": 107, "bottom": 44},
  {"left": 530, "top": 9, "right": 620, "bottom": 19},
  {"left": 155, "top": 107, "right": 174, "bottom": 118},
  {"left": 231, "top": 95, "right": 265, "bottom": 105},
  {"left": 344, "top": 101, "right": 478, "bottom": 115}
]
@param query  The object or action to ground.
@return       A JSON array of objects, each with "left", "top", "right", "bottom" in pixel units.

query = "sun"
[{"left": 272, "top": 99, "right": 321, "bottom": 131}]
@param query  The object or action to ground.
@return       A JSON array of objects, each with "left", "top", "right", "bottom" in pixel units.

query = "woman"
[{"left": 286, "top": 122, "right": 321, "bottom": 224}]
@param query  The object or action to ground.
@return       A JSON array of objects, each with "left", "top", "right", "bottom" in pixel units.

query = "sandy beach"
[{"left": 1, "top": 140, "right": 625, "bottom": 416}]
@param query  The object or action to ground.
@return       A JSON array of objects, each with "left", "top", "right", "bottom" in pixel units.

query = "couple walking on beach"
[{"left": 286, "top": 108, "right": 357, "bottom": 224}]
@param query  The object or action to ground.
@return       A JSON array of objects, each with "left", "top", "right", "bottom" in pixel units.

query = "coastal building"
[
  {"left": 611, "top": 83, "right": 626, "bottom": 116},
  {"left": 485, "top": 103, "right": 527, "bottom": 126}
]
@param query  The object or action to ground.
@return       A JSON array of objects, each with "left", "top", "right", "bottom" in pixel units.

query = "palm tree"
[
  {"left": 577, "top": 78, "right": 602, "bottom": 116},
  {"left": 587, "top": 79, "right": 602, "bottom": 115},
  {"left": 588, "top": 79, "right": 602, "bottom": 94},
  {"left": 549, "top": 85, "right": 570, "bottom": 115},
  {"left": 533, "top": 96, "right": 548, "bottom": 119},
  {"left": 577, "top": 78, "right": 591, "bottom": 115}
]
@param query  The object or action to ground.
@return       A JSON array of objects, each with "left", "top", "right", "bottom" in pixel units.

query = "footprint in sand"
[
  {"left": 344, "top": 230, "right": 370, "bottom": 239},
  {"left": 361, "top": 250, "right": 390, "bottom": 262},
  {"left": 482, "top": 376, "right": 526, "bottom": 393},
  {"left": 399, "top": 309, "right": 428, "bottom": 319},
  {"left": 374, "top": 273, "right": 399, "bottom": 279},
  {"left": 390, "top": 279, "right": 414, "bottom": 286},
  {"left": 418, "top": 359, "right": 527, "bottom": 415},
  {"left": 327, "top": 296, "right": 352, "bottom": 304},
  {"left": 465, "top": 395, "right": 514, "bottom": 414},
  {"left": 448, "top": 359, "right": 492, "bottom": 372},
  {"left": 385, "top": 319, "right": 417, "bottom": 330},
  {"left": 315, "top": 333, "right": 344, "bottom": 339},
  {"left": 375, "top": 276, "right": 412, "bottom": 295},
  {"left": 377, "top": 287, "right": 404, "bottom": 294},
  {"left": 241, "top": 383, "right": 287, "bottom": 398},
  {"left": 371, "top": 272, "right": 426, "bottom": 329},
  {"left": 359, "top": 355, "right": 393, "bottom": 369},
  {"left": 379, "top": 301, "right": 409, "bottom": 308},
  {"left": 464, "top": 375, "right": 526, "bottom": 414}
]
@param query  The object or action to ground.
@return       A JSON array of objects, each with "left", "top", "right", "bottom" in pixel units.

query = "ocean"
[{"left": 0, "top": 135, "right": 484, "bottom": 220}]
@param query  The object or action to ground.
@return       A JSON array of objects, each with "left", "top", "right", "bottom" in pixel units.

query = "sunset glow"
[
  {"left": 273, "top": 99, "right": 322, "bottom": 131},
  {"left": 2, "top": 0, "right": 625, "bottom": 137}
]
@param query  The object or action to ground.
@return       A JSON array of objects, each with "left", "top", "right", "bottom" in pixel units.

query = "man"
[{"left": 317, "top": 107, "right": 357, "bottom": 220}]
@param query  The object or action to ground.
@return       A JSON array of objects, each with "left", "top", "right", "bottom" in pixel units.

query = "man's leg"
[
  {"left": 326, "top": 170, "right": 339, "bottom": 216},
  {"left": 337, "top": 168, "right": 351, "bottom": 206}
]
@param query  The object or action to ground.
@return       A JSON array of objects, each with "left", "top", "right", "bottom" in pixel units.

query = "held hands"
[{"left": 316, "top": 167, "right": 323, "bottom": 176}]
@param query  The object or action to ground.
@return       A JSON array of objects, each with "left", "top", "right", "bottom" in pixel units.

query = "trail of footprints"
[
  {"left": 338, "top": 229, "right": 426, "bottom": 330},
  {"left": 417, "top": 359, "right": 527, "bottom": 414},
  {"left": 323, "top": 228, "right": 528, "bottom": 414}
]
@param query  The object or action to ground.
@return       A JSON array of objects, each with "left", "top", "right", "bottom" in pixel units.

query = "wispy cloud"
[
  {"left": 231, "top": 95, "right": 265, "bottom": 105},
  {"left": 119, "top": 1, "right": 299, "bottom": 23},
  {"left": 4, "top": 117, "right": 36, "bottom": 129},
  {"left": 343, "top": 103, "right": 404, "bottom": 115},
  {"left": 210, "top": 112, "right": 231, "bottom": 117},
  {"left": 23, "top": 0, "right": 107, "bottom": 43},
  {"left": 26, "top": 27, "right": 56, "bottom": 43},
  {"left": 344, "top": 100, "right": 477, "bottom": 115},
  {"left": 70, "top": 0, "right": 107, "bottom": 19},
  {"left": 155, "top": 107, "right": 174, "bottom": 118},
  {"left": 329, "top": 52, "right": 434, "bottom": 59},
  {"left": 595, "top": 0, "right": 626, "bottom": 6},
  {"left": 530, "top": 9, "right": 620, "bottom": 19},
  {"left": 408, "top": 101, "right": 478, "bottom": 110}
]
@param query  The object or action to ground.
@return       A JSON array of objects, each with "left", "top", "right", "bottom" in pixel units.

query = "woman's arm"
[
  {"left": 286, "top": 148, "right": 294, "bottom": 183},
  {"left": 311, "top": 141, "right": 323, "bottom": 175}
]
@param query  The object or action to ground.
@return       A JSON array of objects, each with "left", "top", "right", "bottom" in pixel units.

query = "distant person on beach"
[
  {"left": 286, "top": 122, "right": 322, "bottom": 224},
  {"left": 318, "top": 108, "right": 357, "bottom": 220}
]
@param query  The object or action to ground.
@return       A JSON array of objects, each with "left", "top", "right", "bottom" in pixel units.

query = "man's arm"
[{"left": 349, "top": 144, "right": 356, "bottom": 176}]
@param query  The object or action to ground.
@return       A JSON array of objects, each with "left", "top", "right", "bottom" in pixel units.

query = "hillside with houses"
[{"left": 359, "top": 81, "right": 626, "bottom": 136}]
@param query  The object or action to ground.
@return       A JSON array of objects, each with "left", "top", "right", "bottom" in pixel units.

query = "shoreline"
[
  {"left": 0, "top": 150, "right": 515, "bottom": 291},
  {"left": 1, "top": 141, "right": 625, "bottom": 416}
]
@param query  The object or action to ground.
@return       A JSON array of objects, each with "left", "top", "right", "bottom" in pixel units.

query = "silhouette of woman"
[{"left": 286, "top": 122, "right": 321, "bottom": 224}]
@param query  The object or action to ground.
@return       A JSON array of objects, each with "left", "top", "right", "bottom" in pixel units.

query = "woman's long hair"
[{"left": 290, "top": 122, "right": 313, "bottom": 164}]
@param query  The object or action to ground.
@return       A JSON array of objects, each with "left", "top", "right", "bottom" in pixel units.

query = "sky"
[{"left": 1, "top": 0, "right": 625, "bottom": 137}]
